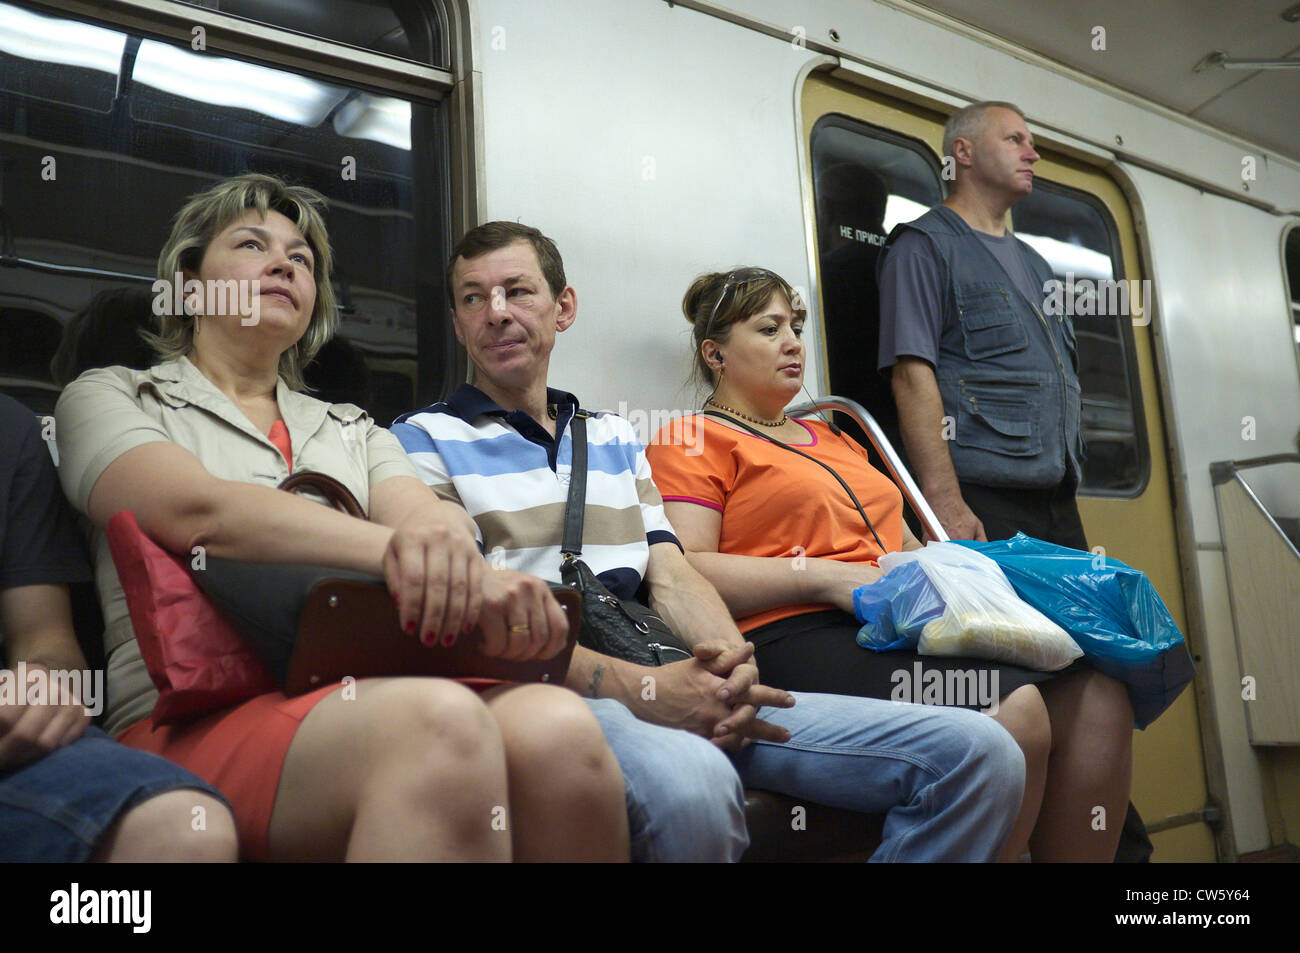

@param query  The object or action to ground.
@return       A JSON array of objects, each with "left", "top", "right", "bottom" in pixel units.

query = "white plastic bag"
[{"left": 879, "top": 542, "right": 1082, "bottom": 671}]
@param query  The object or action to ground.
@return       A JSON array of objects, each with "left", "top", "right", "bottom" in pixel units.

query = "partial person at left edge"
[{"left": 0, "top": 393, "right": 238, "bottom": 862}]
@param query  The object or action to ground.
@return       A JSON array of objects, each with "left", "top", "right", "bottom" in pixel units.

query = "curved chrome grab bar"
[{"left": 788, "top": 395, "right": 949, "bottom": 543}]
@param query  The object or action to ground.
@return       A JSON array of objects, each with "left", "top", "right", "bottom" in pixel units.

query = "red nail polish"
[
  {"left": 442, "top": 631, "right": 457, "bottom": 647},
  {"left": 405, "top": 621, "right": 416, "bottom": 635},
  {"left": 421, "top": 631, "right": 434, "bottom": 646},
  {"left": 462, "top": 623, "right": 473, "bottom": 635}
]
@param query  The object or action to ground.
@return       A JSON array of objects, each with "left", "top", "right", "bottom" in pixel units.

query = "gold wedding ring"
[{"left": 508, "top": 624, "right": 530, "bottom": 633}]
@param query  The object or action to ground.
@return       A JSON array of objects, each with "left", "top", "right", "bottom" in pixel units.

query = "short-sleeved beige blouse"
[{"left": 54, "top": 356, "right": 418, "bottom": 736}]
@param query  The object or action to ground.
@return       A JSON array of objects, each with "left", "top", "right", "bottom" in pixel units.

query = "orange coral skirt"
[
  {"left": 116, "top": 685, "right": 338, "bottom": 861},
  {"left": 117, "top": 678, "right": 504, "bottom": 860}
]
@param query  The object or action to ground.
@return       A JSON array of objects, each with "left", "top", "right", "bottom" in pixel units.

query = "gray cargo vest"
[{"left": 882, "top": 205, "right": 1083, "bottom": 489}]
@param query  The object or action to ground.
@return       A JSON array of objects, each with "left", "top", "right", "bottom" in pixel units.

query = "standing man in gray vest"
[
  {"left": 878, "top": 101, "right": 1085, "bottom": 550},
  {"left": 878, "top": 101, "right": 1153, "bottom": 862}
]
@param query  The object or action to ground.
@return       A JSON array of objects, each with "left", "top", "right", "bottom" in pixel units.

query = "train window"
[
  {"left": 1285, "top": 226, "right": 1300, "bottom": 358},
  {"left": 0, "top": 8, "right": 122, "bottom": 112},
  {"left": 174, "top": 0, "right": 445, "bottom": 67},
  {"left": 810, "top": 114, "right": 944, "bottom": 462},
  {"left": 0, "top": 0, "right": 454, "bottom": 425},
  {"left": 1012, "top": 183, "right": 1148, "bottom": 495}
]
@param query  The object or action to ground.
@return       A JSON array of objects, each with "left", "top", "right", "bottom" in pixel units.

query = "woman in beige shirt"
[{"left": 56, "top": 173, "right": 628, "bottom": 861}]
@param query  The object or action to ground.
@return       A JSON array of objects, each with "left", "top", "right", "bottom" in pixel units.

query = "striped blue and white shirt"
[{"left": 391, "top": 385, "right": 680, "bottom": 601}]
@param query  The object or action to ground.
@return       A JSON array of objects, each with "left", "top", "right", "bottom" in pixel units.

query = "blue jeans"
[
  {"left": 587, "top": 692, "right": 1024, "bottom": 862},
  {"left": 584, "top": 698, "right": 750, "bottom": 862},
  {"left": 0, "top": 726, "right": 227, "bottom": 862}
]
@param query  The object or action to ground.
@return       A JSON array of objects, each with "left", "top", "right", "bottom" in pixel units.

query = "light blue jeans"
[
  {"left": 585, "top": 691, "right": 1024, "bottom": 862},
  {"left": 584, "top": 697, "right": 750, "bottom": 863}
]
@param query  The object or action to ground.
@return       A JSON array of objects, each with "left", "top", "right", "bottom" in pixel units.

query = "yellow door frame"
[{"left": 800, "top": 72, "right": 1215, "bottom": 861}]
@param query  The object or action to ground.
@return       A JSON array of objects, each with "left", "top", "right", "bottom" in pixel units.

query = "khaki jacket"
[{"left": 54, "top": 357, "right": 416, "bottom": 735}]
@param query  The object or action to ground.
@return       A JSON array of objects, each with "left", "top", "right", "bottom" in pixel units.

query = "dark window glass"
[
  {"left": 177, "top": 0, "right": 445, "bottom": 67},
  {"left": 0, "top": 0, "right": 454, "bottom": 424},
  {"left": 0, "top": 8, "right": 122, "bottom": 112},
  {"left": 810, "top": 115, "right": 943, "bottom": 468},
  {"left": 1012, "top": 183, "right": 1148, "bottom": 495}
]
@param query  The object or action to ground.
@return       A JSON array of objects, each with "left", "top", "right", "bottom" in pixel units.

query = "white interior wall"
[{"left": 473, "top": 0, "right": 821, "bottom": 423}]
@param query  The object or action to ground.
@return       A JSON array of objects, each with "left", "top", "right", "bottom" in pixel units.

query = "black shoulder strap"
[
  {"left": 561, "top": 410, "right": 590, "bottom": 558},
  {"left": 700, "top": 410, "right": 886, "bottom": 552}
]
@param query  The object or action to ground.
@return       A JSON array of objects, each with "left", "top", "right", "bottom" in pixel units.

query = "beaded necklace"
[{"left": 705, "top": 398, "right": 787, "bottom": 428}]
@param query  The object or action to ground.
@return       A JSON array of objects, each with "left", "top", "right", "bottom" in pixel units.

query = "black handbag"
[{"left": 560, "top": 411, "right": 693, "bottom": 667}]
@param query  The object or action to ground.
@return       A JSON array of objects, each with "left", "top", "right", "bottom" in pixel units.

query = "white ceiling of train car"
[{"left": 911, "top": 0, "right": 1300, "bottom": 163}]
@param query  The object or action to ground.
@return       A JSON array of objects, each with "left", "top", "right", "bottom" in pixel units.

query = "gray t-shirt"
[
  {"left": 878, "top": 226, "right": 1044, "bottom": 371},
  {"left": 978, "top": 230, "right": 1042, "bottom": 309}
]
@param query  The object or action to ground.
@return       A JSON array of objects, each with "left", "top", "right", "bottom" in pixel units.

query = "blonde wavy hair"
[{"left": 146, "top": 172, "right": 337, "bottom": 391}]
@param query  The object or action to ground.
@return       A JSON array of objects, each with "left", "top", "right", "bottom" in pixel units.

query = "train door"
[{"left": 801, "top": 72, "right": 1215, "bottom": 861}]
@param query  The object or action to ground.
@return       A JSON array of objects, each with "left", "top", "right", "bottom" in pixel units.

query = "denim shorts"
[{"left": 0, "top": 726, "right": 227, "bottom": 862}]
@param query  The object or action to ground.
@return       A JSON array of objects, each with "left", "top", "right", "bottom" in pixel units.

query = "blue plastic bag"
[
  {"left": 954, "top": 533, "right": 1195, "bottom": 728},
  {"left": 852, "top": 561, "right": 945, "bottom": 652}
]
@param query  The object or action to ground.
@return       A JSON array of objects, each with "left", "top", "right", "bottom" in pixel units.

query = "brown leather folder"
[{"left": 285, "top": 580, "right": 581, "bottom": 695}]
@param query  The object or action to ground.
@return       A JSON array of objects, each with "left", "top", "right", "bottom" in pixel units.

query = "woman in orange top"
[{"left": 647, "top": 267, "right": 1134, "bottom": 862}]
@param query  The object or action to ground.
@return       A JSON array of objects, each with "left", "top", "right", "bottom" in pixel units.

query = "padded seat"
[{"left": 742, "top": 790, "right": 883, "bottom": 862}]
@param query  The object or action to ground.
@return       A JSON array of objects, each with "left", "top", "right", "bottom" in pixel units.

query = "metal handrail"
[
  {"left": 788, "top": 395, "right": 949, "bottom": 543},
  {"left": 1209, "top": 453, "right": 1300, "bottom": 484},
  {"left": 1211, "top": 455, "right": 1300, "bottom": 564}
]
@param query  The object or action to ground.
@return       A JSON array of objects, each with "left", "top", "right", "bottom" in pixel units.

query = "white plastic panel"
[
  {"left": 1126, "top": 166, "right": 1300, "bottom": 544},
  {"left": 474, "top": 0, "right": 824, "bottom": 424}
]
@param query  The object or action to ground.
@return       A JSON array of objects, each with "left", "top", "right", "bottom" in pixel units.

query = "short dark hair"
[
  {"left": 445, "top": 222, "right": 566, "bottom": 307},
  {"left": 51, "top": 286, "right": 156, "bottom": 386},
  {"left": 942, "top": 101, "right": 1027, "bottom": 158}
]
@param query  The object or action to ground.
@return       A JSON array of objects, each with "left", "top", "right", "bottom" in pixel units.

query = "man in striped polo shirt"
[{"left": 391, "top": 222, "right": 1026, "bottom": 862}]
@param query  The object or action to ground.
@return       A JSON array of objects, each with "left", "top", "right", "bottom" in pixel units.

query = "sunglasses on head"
[{"left": 702, "top": 267, "right": 785, "bottom": 341}]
